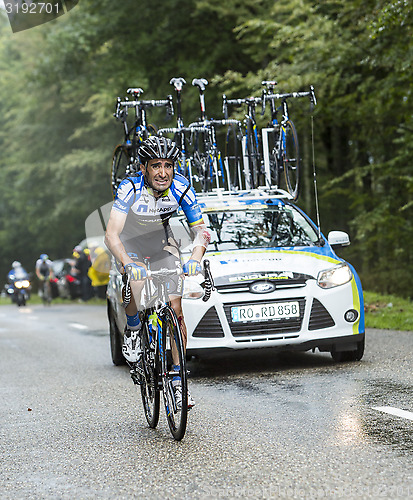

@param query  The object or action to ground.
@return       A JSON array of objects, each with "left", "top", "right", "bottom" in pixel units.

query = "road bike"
[
  {"left": 261, "top": 81, "right": 316, "bottom": 200},
  {"left": 39, "top": 277, "right": 52, "bottom": 306},
  {"left": 222, "top": 94, "right": 263, "bottom": 190},
  {"left": 189, "top": 78, "right": 243, "bottom": 192},
  {"left": 122, "top": 259, "right": 214, "bottom": 441},
  {"left": 189, "top": 78, "right": 229, "bottom": 191},
  {"left": 157, "top": 77, "right": 193, "bottom": 181},
  {"left": 111, "top": 88, "right": 174, "bottom": 196}
]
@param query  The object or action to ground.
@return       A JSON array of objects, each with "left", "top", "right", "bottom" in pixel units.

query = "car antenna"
[{"left": 311, "top": 113, "right": 322, "bottom": 242}]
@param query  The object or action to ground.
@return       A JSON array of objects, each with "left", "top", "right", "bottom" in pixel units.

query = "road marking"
[
  {"left": 69, "top": 323, "right": 88, "bottom": 330},
  {"left": 373, "top": 406, "right": 413, "bottom": 421}
]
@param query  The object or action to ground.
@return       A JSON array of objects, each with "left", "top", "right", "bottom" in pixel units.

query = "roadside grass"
[
  {"left": 1, "top": 290, "right": 412, "bottom": 331},
  {"left": 363, "top": 291, "right": 413, "bottom": 331}
]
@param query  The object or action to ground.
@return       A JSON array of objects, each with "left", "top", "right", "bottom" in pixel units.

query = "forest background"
[{"left": 0, "top": 0, "right": 411, "bottom": 297}]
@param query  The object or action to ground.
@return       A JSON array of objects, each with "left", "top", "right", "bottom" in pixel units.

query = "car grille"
[
  {"left": 216, "top": 279, "right": 307, "bottom": 294},
  {"left": 308, "top": 298, "right": 335, "bottom": 330},
  {"left": 224, "top": 297, "right": 306, "bottom": 337},
  {"left": 193, "top": 307, "right": 225, "bottom": 338}
]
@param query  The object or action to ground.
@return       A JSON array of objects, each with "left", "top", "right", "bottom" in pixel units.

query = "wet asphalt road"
[{"left": 0, "top": 304, "right": 412, "bottom": 499}]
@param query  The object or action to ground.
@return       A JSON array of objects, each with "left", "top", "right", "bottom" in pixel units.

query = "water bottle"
[{"left": 148, "top": 312, "right": 157, "bottom": 345}]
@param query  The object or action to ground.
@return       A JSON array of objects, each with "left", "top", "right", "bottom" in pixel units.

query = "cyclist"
[
  {"left": 105, "top": 136, "right": 210, "bottom": 409},
  {"left": 35, "top": 254, "right": 54, "bottom": 301}
]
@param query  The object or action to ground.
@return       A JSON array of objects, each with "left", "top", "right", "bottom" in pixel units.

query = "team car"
[{"left": 107, "top": 188, "right": 365, "bottom": 365}]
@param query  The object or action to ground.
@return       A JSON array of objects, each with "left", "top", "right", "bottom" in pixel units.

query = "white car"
[{"left": 107, "top": 188, "right": 365, "bottom": 364}]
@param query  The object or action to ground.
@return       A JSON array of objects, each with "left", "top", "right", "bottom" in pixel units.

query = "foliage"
[{"left": 0, "top": 0, "right": 411, "bottom": 297}]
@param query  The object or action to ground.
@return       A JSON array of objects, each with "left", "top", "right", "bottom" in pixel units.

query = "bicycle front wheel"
[
  {"left": 282, "top": 120, "right": 300, "bottom": 201},
  {"left": 246, "top": 121, "right": 261, "bottom": 189},
  {"left": 160, "top": 307, "right": 188, "bottom": 441},
  {"left": 224, "top": 125, "right": 242, "bottom": 190},
  {"left": 140, "top": 319, "right": 160, "bottom": 428}
]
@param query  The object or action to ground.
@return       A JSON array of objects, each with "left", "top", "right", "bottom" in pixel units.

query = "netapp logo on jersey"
[{"left": 4, "top": 0, "right": 79, "bottom": 33}]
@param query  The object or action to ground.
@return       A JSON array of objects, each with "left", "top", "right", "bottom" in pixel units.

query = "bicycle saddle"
[{"left": 192, "top": 78, "right": 208, "bottom": 91}]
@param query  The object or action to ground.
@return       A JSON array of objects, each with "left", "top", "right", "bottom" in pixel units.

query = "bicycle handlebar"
[
  {"left": 122, "top": 260, "right": 214, "bottom": 306},
  {"left": 222, "top": 94, "right": 262, "bottom": 118},
  {"left": 265, "top": 85, "right": 317, "bottom": 106},
  {"left": 158, "top": 126, "right": 195, "bottom": 135},
  {"left": 114, "top": 95, "right": 174, "bottom": 120},
  {"left": 187, "top": 119, "right": 241, "bottom": 131},
  {"left": 224, "top": 96, "right": 263, "bottom": 106}
]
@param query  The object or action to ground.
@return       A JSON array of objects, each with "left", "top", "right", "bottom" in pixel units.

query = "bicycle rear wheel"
[
  {"left": 140, "top": 318, "right": 160, "bottom": 428},
  {"left": 282, "top": 120, "right": 300, "bottom": 201},
  {"left": 111, "top": 145, "right": 135, "bottom": 197},
  {"left": 160, "top": 307, "right": 188, "bottom": 441}
]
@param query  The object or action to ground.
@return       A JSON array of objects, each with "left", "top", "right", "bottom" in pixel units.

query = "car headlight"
[{"left": 317, "top": 263, "right": 352, "bottom": 289}]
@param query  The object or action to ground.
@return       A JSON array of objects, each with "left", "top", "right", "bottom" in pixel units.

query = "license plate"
[{"left": 231, "top": 301, "right": 300, "bottom": 323}]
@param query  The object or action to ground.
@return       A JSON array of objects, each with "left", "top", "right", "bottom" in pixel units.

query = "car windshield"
[{"left": 171, "top": 204, "right": 321, "bottom": 252}]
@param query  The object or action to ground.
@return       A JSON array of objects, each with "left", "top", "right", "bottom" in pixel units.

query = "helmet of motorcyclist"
[
  {"left": 12, "top": 261, "right": 21, "bottom": 268},
  {"left": 40, "top": 254, "right": 49, "bottom": 261}
]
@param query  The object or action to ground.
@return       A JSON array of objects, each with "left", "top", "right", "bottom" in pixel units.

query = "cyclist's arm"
[
  {"left": 189, "top": 220, "right": 210, "bottom": 262},
  {"left": 105, "top": 209, "right": 135, "bottom": 272}
]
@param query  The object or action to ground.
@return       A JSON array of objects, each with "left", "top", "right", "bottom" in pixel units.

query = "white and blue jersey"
[{"left": 113, "top": 172, "right": 203, "bottom": 255}]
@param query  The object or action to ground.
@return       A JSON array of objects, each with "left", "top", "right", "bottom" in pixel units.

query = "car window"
[
  {"left": 170, "top": 205, "right": 320, "bottom": 252},
  {"left": 205, "top": 207, "right": 319, "bottom": 250}
]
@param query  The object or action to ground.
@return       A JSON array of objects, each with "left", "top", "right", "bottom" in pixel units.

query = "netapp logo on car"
[{"left": 229, "top": 272, "right": 293, "bottom": 282}]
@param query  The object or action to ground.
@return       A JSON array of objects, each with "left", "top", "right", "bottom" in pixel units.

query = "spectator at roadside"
[{"left": 74, "top": 246, "right": 93, "bottom": 301}]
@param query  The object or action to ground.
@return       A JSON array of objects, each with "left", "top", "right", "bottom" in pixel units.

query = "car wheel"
[
  {"left": 108, "top": 300, "right": 126, "bottom": 366},
  {"left": 331, "top": 337, "right": 365, "bottom": 362}
]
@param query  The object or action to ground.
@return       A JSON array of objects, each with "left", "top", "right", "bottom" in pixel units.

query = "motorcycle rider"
[
  {"left": 7, "top": 261, "right": 31, "bottom": 304},
  {"left": 7, "top": 261, "right": 29, "bottom": 282}
]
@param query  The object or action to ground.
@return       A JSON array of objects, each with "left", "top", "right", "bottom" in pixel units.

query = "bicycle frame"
[
  {"left": 189, "top": 78, "right": 229, "bottom": 191},
  {"left": 223, "top": 95, "right": 262, "bottom": 190}
]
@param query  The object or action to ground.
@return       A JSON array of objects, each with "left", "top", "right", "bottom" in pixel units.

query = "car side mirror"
[{"left": 328, "top": 231, "right": 350, "bottom": 248}]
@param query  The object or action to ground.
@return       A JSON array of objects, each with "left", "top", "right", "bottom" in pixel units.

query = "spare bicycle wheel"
[{"left": 283, "top": 120, "right": 300, "bottom": 201}]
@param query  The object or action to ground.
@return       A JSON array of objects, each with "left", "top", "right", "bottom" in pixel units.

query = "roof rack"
[{"left": 196, "top": 186, "right": 294, "bottom": 202}]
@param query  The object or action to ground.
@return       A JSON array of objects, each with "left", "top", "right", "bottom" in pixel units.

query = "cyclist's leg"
[
  {"left": 117, "top": 249, "right": 146, "bottom": 362},
  {"left": 169, "top": 296, "right": 186, "bottom": 353}
]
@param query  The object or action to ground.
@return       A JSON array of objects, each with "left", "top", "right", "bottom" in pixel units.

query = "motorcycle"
[{"left": 6, "top": 277, "right": 31, "bottom": 306}]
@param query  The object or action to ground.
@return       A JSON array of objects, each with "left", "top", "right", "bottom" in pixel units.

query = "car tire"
[
  {"left": 331, "top": 337, "right": 365, "bottom": 362},
  {"left": 108, "top": 300, "right": 126, "bottom": 366}
]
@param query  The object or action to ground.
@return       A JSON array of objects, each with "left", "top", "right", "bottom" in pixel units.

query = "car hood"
[{"left": 204, "top": 247, "right": 343, "bottom": 285}]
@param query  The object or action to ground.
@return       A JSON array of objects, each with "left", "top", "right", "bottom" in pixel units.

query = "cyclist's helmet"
[
  {"left": 138, "top": 136, "right": 180, "bottom": 165},
  {"left": 40, "top": 254, "right": 49, "bottom": 261},
  {"left": 12, "top": 261, "right": 21, "bottom": 268}
]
